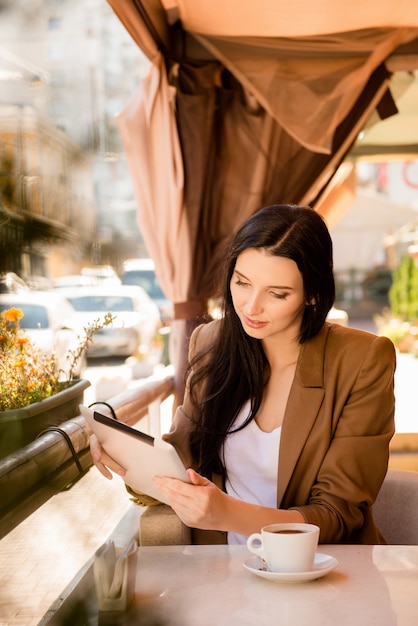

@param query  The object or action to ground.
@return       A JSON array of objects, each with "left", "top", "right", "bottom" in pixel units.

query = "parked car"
[
  {"left": 0, "top": 291, "right": 86, "bottom": 378},
  {"left": 59, "top": 285, "right": 161, "bottom": 358},
  {"left": 53, "top": 274, "right": 96, "bottom": 289},
  {"left": 0, "top": 272, "right": 29, "bottom": 293},
  {"left": 23, "top": 275, "right": 53, "bottom": 291},
  {"left": 120, "top": 258, "right": 173, "bottom": 324},
  {"left": 80, "top": 265, "right": 121, "bottom": 287}
]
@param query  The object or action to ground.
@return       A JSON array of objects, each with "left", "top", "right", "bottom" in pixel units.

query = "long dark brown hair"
[{"left": 188, "top": 204, "right": 335, "bottom": 479}]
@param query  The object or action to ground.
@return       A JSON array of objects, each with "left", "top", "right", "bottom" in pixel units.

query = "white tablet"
[{"left": 79, "top": 404, "right": 190, "bottom": 505}]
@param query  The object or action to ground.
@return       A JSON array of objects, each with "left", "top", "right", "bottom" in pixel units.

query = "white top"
[{"left": 222, "top": 400, "right": 281, "bottom": 544}]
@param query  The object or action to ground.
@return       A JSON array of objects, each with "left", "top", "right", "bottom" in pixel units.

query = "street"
[{"left": 82, "top": 355, "right": 164, "bottom": 406}]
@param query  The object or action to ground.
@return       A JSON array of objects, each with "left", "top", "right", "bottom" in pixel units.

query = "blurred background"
[{"left": 0, "top": 1, "right": 417, "bottom": 335}]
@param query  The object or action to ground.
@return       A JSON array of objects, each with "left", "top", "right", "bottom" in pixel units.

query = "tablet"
[{"left": 79, "top": 404, "right": 190, "bottom": 505}]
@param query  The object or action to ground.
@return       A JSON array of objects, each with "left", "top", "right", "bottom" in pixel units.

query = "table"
[{"left": 41, "top": 544, "right": 418, "bottom": 626}]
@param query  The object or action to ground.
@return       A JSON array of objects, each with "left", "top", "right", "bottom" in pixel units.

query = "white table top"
[{"left": 44, "top": 543, "right": 418, "bottom": 626}]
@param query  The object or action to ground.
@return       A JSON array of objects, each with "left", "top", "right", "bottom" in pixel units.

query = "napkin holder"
[{"left": 93, "top": 538, "right": 137, "bottom": 612}]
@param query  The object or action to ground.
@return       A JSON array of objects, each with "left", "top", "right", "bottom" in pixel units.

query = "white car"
[
  {"left": 0, "top": 291, "right": 86, "bottom": 378},
  {"left": 59, "top": 285, "right": 161, "bottom": 358},
  {"left": 53, "top": 275, "right": 96, "bottom": 289},
  {"left": 80, "top": 265, "right": 121, "bottom": 287},
  {"left": 0, "top": 272, "right": 29, "bottom": 293},
  {"left": 120, "top": 258, "right": 173, "bottom": 325}
]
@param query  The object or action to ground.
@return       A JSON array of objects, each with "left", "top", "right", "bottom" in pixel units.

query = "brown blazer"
[{"left": 163, "top": 320, "right": 396, "bottom": 545}]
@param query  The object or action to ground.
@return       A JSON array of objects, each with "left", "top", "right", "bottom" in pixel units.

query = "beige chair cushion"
[
  {"left": 139, "top": 504, "right": 191, "bottom": 546},
  {"left": 373, "top": 468, "right": 418, "bottom": 545}
]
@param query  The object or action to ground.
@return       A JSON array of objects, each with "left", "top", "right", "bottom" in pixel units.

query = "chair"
[
  {"left": 139, "top": 504, "right": 191, "bottom": 546},
  {"left": 373, "top": 468, "right": 418, "bottom": 545}
]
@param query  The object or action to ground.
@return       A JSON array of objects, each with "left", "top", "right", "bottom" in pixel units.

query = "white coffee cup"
[{"left": 247, "top": 523, "right": 320, "bottom": 573}]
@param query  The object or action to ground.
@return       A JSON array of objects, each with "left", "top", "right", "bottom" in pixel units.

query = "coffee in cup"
[{"left": 247, "top": 523, "right": 319, "bottom": 573}]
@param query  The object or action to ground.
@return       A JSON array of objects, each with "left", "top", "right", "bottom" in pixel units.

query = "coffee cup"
[{"left": 246, "top": 523, "right": 319, "bottom": 573}]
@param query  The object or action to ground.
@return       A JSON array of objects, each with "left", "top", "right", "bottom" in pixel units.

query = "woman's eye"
[
  {"left": 271, "top": 292, "right": 287, "bottom": 299},
  {"left": 235, "top": 278, "right": 248, "bottom": 287}
]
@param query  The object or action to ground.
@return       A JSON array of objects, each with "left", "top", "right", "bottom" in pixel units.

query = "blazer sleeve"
[{"left": 288, "top": 333, "right": 396, "bottom": 543}]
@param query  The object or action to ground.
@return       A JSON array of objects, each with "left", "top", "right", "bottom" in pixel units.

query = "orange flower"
[
  {"left": 1, "top": 308, "right": 23, "bottom": 323},
  {"left": 15, "top": 336, "right": 29, "bottom": 345},
  {"left": 0, "top": 307, "right": 114, "bottom": 410}
]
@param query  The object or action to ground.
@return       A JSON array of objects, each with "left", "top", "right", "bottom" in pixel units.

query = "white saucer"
[{"left": 243, "top": 552, "right": 338, "bottom": 583}]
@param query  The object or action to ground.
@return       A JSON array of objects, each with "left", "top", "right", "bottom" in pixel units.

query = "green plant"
[
  {"left": 0, "top": 307, "right": 115, "bottom": 411},
  {"left": 389, "top": 256, "right": 418, "bottom": 320}
]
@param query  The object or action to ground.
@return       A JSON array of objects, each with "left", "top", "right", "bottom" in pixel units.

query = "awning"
[{"left": 108, "top": 0, "right": 418, "bottom": 401}]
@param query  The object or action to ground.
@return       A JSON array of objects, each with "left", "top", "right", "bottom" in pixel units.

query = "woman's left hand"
[{"left": 152, "top": 468, "right": 228, "bottom": 531}]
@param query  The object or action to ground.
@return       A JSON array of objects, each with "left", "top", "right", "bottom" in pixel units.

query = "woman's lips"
[{"left": 243, "top": 315, "right": 268, "bottom": 329}]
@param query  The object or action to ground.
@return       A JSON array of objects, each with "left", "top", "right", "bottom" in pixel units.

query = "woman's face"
[{"left": 230, "top": 248, "right": 307, "bottom": 343}]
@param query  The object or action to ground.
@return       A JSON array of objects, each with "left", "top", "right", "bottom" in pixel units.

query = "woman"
[{"left": 91, "top": 204, "right": 396, "bottom": 545}]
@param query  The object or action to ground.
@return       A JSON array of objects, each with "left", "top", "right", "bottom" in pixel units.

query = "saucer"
[{"left": 243, "top": 552, "right": 338, "bottom": 583}]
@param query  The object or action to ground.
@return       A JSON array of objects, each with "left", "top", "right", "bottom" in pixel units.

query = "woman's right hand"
[{"left": 90, "top": 433, "right": 126, "bottom": 480}]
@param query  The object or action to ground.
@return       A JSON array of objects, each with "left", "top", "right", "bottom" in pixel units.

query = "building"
[
  {"left": 0, "top": 0, "right": 149, "bottom": 278},
  {"left": 0, "top": 103, "right": 94, "bottom": 277}
]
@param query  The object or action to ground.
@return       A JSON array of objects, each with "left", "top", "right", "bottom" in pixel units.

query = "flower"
[{"left": 0, "top": 308, "right": 115, "bottom": 411}]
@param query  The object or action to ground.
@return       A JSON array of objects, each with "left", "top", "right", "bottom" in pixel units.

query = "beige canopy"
[{"left": 110, "top": 0, "right": 418, "bottom": 402}]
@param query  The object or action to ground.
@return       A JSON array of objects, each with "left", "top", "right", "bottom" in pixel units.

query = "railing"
[
  {"left": 0, "top": 367, "right": 174, "bottom": 539},
  {"left": 2, "top": 360, "right": 416, "bottom": 541}
]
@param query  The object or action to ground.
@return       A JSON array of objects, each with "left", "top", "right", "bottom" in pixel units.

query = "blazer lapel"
[{"left": 277, "top": 325, "right": 329, "bottom": 505}]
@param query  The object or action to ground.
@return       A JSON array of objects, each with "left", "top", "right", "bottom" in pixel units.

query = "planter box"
[{"left": 0, "top": 379, "right": 90, "bottom": 459}]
